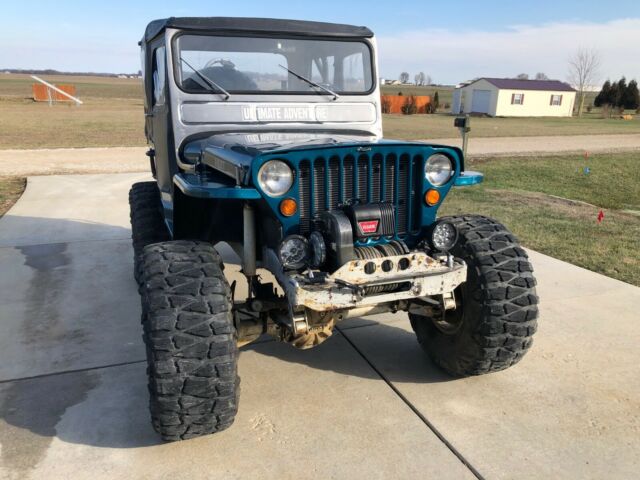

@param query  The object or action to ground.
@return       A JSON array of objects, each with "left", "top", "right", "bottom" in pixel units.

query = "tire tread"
[
  {"left": 129, "top": 181, "right": 170, "bottom": 284},
  {"left": 140, "top": 240, "right": 239, "bottom": 441},
  {"left": 410, "top": 215, "right": 538, "bottom": 376}
]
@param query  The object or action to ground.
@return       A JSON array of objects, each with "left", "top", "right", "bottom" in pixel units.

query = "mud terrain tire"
[
  {"left": 410, "top": 215, "right": 538, "bottom": 376},
  {"left": 139, "top": 240, "right": 239, "bottom": 441},
  {"left": 129, "top": 181, "right": 170, "bottom": 284}
]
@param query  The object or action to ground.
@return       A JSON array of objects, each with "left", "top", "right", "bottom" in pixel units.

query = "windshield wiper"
[
  {"left": 180, "top": 57, "right": 231, "bottom": 100},
  {"left": 278, "top": 64, "right": 339, "bottom": 101}
]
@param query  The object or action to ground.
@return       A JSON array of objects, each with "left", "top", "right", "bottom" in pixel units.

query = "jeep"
[{"left": 131, "top": 17, "right": 538, "bottom": 441}]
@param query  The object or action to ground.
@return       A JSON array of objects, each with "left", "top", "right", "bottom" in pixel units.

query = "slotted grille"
[{"left": 297, "top": 151, "right": 423, "bottom": 236}]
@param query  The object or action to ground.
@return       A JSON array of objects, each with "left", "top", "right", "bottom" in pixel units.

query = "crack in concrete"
[{"left": 336, "top": 325, "right": 486, "bottom": 480}]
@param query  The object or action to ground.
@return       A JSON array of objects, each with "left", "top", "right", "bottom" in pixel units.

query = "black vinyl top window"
[
  {"left": 174, "top": 34, "right": 374, "bottom": 95},
  {"left": 152, "top": 46, "right": 166, "bottom": 105}
]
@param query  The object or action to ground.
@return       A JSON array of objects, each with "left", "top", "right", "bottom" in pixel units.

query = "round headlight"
[
  {"left": 258, "top": 160, "right": 293, "bottom": 197},
  {"left": 425, "top": 154, "right": 453, "bottom": 186},
  {"left": 430, "top": 221, "right": 458, "bottom": 252},
  {"left": 278, "top": 235, "right": 309, "bottom": 270}
]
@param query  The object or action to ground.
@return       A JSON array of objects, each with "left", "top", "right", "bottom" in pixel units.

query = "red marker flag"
[{"left": 597, "top": 210, "right": 604, "bottom": 223}]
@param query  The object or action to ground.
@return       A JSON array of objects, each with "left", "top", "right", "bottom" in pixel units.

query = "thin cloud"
[{"left": 377, "top": 18, "right": 640, "bottom": 84}]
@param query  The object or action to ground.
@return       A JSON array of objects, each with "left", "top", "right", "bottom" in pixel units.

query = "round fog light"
[
  {"left": 309, "top": 231, "right": 326, "bottom": 268},
  {"left": 278, "top": 235, "right": 309, "bottom": 270},
  {"left": 429, "top": 221, "right": 458, "bottom": 252}
]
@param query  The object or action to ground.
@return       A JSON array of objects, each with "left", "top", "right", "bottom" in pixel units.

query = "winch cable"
[{"left": 353, "top": 240, "right": 409, "bottom": 294}]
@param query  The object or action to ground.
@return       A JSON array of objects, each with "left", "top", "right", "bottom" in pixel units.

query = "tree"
[
  {"left": 425, "top": 74, "right": 432, "bottom": 86},
  {"left": 516, "top": 73, "right": 529, "bottom": 80},
  {"left": 432, "top": 91, "right": 440, "bottom": 112},
  {"left": 535, "top": 72, "right": 549, "bottom": 80},
  {"left": 567, "top": 48, "right": 601, "bottom": 116},
  {"left": 401, "top": 95, "right": 417, "bottom": 115},
  {"left": 615, "top": 77, "right": 627, "bottom": 108},
  {"left": 399, "top": 72, "right": 410, "bottom": 83},
  {"left": 594, "top": 80, "right": 611, "bottom": 107},
  {"left": 623, "top": 79, "right": 639, "bottom": 110},
  {"left": 414, "top": 72, "right": 426, "bottom": 86},
  {"left": 608, "top": 81, "right": 620, "bottom": 108}
]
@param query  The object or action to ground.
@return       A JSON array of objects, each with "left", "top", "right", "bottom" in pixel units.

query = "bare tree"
[
  {"left": 399, "top": 72, "right": 410, "bottom": 84},
  {"left": 568, "top": 48, "right": 601, "bottom": 116},
  {"left": 425, "top": 74, "right": 432, "bottom": 86},
  {"left": 535, "top": 72, "right": 549, "bottom": 80},
  {"left": 414, "top": 72, "right": 425, "bottom": 85},
  {"left": 516, "top": 73, "right": 529, "bottom": 80}
]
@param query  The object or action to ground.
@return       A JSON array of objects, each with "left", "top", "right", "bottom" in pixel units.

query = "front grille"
[{"left": 297, "top": 151, "right": 423, "bottom": 235}]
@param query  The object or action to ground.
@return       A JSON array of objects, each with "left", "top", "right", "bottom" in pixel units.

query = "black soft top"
[{"left": 142, "top": 17, "right": 374, "bottom": 44}]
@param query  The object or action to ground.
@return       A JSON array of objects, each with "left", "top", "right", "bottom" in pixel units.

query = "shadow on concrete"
[
  {"left": 0, "top": 364, "right": 162, "bottom": 462},
  {"left": 245, "top": 322, "right": 454, "bottom": 385}
]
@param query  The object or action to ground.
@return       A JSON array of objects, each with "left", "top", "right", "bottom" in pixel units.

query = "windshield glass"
[{"left": 174, "top": 35, "right": 374, "bottom": 94}]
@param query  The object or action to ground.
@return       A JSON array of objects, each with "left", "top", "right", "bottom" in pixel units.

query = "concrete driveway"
[{"left": 0, "top": 173, "right": 638, "bottom": 480}]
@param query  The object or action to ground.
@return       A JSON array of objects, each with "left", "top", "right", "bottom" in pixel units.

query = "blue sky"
[{"left": 1, "top": 0, "right": 639, "bottom": 83}]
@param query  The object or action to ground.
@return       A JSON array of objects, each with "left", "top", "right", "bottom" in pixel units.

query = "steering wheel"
[{"left": 204, "top": 58, "right": 236, "bottom": 69}]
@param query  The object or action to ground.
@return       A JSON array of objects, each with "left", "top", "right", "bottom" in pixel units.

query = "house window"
[
  {"left": 511, "top": 93, "right": 524, "bottom": 105},
  {"left": 550, "top": 94, "right": 563, "bottom": 106}
]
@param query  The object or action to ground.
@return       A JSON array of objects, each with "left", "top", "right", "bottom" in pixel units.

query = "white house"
[{"left": 451, "top": 78, "right": 576, "bottom": 117}]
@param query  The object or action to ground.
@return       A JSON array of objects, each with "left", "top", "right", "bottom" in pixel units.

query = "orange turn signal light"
[
  {"left": 279, "top": 198, "right": 298, "bottom": 216},
  {"left": 425, "top": 189, "right": 441, "bottom": 206}
]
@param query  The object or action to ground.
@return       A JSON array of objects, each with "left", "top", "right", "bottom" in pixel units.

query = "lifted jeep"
[{"left": 132, "top": 17, "right": 539, "bottom": 441}]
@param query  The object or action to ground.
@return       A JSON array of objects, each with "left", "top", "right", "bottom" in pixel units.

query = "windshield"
[{"left": 174, "top": 34, "right": 374, "bottom": 95}]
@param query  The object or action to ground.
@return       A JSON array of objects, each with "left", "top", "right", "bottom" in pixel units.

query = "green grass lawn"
[{"left": 440, "top": 152, "right": 640, "bottom": 285}]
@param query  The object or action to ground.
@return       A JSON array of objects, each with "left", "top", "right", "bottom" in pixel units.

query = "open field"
[
  {"left": 0, "top": 73, "right": 141, "bottom": 98},
  {"left": 441, "top": 152, "right": 640, "bottom": 285},
  {"left": 0, "top": 96, "right": 145, "bottom": 148},
  {"left": 1, "top": 73, "right": 638, "bottom": 149},
  {"left": 383, "top": 112, "right": 640, "bottom": 139},
  {"left": 0, "top": 74, "right": 144, "bottom": 148}
]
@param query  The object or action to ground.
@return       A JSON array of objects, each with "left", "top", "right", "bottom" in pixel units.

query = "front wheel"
[
  {"left": 410, "top": 215, "right": 538, "bottom": 376},
  {"left": 139, "top": 240, "right": 239, "bottom": 441}
]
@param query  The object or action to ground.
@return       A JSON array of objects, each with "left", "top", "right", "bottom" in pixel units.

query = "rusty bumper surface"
[{"left": 280, "top": 252, "right": 467, "bottom": 312}]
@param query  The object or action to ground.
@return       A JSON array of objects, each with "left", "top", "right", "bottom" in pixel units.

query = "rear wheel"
[
  {"left": 139, "top": 240, "right": 239, "bottom": 441},
  {"left": 129, "top": 181, "right": 170, "bottom": 284},
  {"left": 410, "top": 215, "right": 538, "bottom": 376}
]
